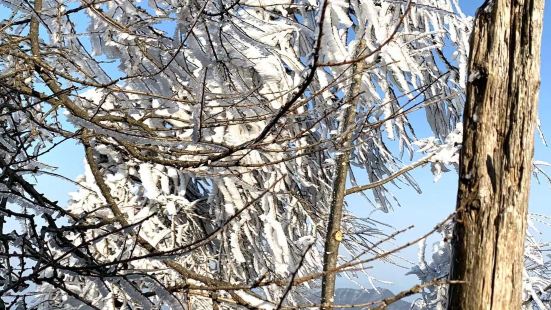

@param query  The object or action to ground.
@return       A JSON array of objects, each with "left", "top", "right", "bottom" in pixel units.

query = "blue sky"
[{"left": 3, "top": 0, "right": 549, "bottom": 296}]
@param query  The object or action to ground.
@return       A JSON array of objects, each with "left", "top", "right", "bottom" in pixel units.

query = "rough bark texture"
[
  {"left": 448, "top": 0, "right": 544, "bottom": 309},
  {"left": 320, "top": 40, "right": 366, "bottom": 309}
]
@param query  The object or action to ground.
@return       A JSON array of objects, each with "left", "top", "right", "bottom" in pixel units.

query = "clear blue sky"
[{"left": 7, "top": 0, "right": 550, "bottom": 296}]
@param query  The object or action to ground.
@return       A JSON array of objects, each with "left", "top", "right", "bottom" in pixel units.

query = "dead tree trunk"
[{"left": 448, "top": 0, "right": 545, "bottom": 309}]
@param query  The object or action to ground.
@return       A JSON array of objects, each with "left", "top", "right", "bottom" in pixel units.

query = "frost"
[
  {"left": 415, "top": 123, "right": 463, "bottom": 181},
  {"left": 0, "top": 0, "right": 479, "bottom": 308},
  {"left": 139, "top": 163, "right": 161, "bottom": 199},
  {"left": 234, "top": 291, "right": 276, "bottom": 310},
  {"left": 166, "top": 201, "right": 177, "bottom": 216}
]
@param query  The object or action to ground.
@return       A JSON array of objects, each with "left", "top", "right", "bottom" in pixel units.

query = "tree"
[
  {"left": 448, "top": 0, "right": 545, "bottom": 309},
  {"left": 4, "top": 0, "right": 545, "bottom": 309}
]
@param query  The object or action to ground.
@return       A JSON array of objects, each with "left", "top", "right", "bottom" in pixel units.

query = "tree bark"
[
  {"left": 320, "top": 40, "right": 367, "bottom": 309},
  {"left": 448, "top": 0, "right": 544, "bottom": 309}
]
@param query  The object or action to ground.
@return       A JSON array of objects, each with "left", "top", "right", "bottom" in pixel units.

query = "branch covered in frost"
[{"left": 0, "top": 0, "right": 474, "bottom": 308}]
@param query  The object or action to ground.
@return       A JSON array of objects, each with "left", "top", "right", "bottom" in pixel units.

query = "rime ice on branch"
[{"left": 0, "top": 0, "right": 487, "bottom": 308}]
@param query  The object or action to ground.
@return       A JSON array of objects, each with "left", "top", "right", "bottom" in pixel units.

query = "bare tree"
[{"left": 448, "top": 0, "right": 545, "bottom": 309}]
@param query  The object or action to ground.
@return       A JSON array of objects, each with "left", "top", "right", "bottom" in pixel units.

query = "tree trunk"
[
  {"left": 448, "top": 0, "right": 544, "bottom": 309},
  {"left": 320, "top": 40, "right": 367, "bottom": 309}
]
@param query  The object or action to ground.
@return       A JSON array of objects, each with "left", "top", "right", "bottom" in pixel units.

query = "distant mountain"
[
  {"left": 306, "top": 288, "right": 411, "bottom": 310},
  {"left": 334, "top": 288, "right": 411, "bottom": 309}
]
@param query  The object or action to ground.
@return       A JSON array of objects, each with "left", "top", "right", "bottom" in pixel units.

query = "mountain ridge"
[{"left": 306, "top": 287, "right": 411, "bottom": 309}]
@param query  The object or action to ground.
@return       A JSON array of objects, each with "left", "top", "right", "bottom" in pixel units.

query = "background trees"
[{"left": 0, "top": 0, "right": 548, "bottom": 309}]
